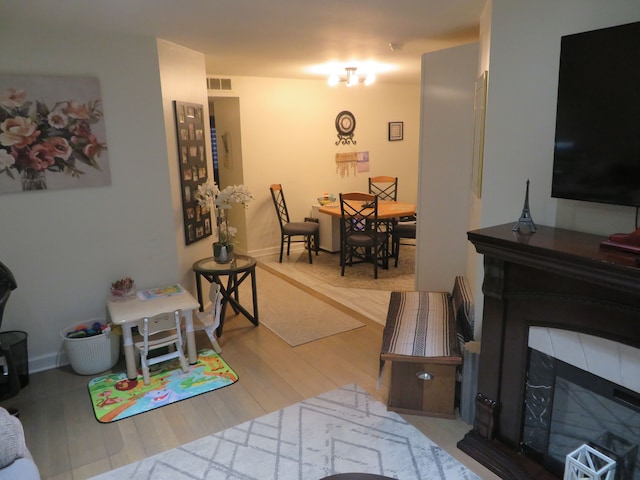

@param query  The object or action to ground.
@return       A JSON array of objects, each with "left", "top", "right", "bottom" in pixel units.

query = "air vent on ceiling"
[{"left": 207, "top": 77, "right": 232, "bottom": 91}]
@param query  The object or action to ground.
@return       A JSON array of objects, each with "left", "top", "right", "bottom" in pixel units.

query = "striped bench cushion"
[
  {"left": 381, "top": 291, "right": 460, "bottom": 359},
  {"left": 452, "top": 276, "right": 474, "bottom": 343}
]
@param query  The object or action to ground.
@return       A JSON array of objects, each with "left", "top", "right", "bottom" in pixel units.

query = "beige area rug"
[
  {"left": 254, "top": 266, "right": 364, "bottom": 346},
  {"left": 293, "top": 246, "right": 415, "bottom": 291}
]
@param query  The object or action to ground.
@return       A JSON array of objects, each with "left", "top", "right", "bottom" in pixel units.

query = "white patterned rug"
[{"left": 90, "top": 384, "right": 480, "bottom": 480}]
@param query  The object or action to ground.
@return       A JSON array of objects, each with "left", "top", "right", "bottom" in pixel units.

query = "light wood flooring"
[
  {"left": 1, "top": 251, "right": 499, "bottom": 480},
  {"left": 257, "top": 251, "right": 399, "bottom": 326}
]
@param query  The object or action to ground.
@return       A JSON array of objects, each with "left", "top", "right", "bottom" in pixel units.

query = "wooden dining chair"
[
  {"left": 269, "top": 184, "right": 319, "bottom": 263},
  {"left": 134, "top": 310, "right": 188, "bottom": 385},
  {"left": 339, "top": 192, "right": 389, "bottom": 279},
  {"left": 368, "top": 176, "right": 398, "bottom": 201}
]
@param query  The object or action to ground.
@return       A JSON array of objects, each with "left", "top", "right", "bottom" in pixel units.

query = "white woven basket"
[{"left": 60, "top": 322, "right": 120, "bottom": 375}]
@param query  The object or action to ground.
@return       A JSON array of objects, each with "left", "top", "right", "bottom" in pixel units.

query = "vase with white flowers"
[{"left": 196, "top": 181, "right": 253, "bottom": 263}]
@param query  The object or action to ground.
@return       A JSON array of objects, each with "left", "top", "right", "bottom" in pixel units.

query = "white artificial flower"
[
  {"left": 195, "top": 181, "right": 220, "bottom": 208},
  {"left": 0, "top": 150, "right": 15, "bottom": 171},
  {"left": 198, "top": 182, "right": 253, "bottom": 244},
  {"left": 214, "top": 184, "right": 254, "bottom": 208}
]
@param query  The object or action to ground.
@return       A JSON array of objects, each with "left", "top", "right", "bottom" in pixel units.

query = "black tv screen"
[{"left": 551, "top": 21, "right": 640, "bottom": 207}]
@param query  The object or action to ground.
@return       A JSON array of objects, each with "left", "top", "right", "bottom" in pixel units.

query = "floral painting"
[{"left": 0, "top": 74, "right": 110, "bottom": 193}]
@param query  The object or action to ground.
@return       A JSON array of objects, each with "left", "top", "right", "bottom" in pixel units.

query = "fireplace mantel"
[{"left": 458, "top": 223, "right": 640, "bottom": 480}]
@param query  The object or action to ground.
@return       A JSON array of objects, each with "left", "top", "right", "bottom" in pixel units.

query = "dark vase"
[{"left": 213, "top": 242, "right": 234, "bottom": 264}]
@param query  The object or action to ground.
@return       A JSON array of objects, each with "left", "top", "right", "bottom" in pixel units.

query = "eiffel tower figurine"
[{"left": 513, "top": 179, "right": 537, "bottom": 233}]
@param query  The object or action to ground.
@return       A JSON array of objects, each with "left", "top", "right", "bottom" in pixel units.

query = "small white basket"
[{"left": 61, "top": 322, "right": 120, "bottom": 375}]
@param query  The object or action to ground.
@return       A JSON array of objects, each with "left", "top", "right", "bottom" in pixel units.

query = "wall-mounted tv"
[{"left": 551, "top": 21, "right": 640, "bottom": 207}]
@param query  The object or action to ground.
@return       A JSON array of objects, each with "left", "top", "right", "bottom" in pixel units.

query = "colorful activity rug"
[{"left": 87, "top": 349, "right": 238, "bottom": 423}]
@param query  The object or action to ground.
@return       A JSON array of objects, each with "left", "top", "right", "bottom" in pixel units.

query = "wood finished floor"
[
  {"left": 257, "top": 251, "right": 399, "bottom": 326},
  {"left": 1, "top": 251, "right": 500, "bottom": 480}
]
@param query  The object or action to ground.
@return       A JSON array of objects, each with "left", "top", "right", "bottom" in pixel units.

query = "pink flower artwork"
[{"left": 0, "top": 74, "right": 111, "bottom": 193}]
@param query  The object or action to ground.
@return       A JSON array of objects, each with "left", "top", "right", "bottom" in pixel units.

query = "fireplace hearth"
[
  {"left": 459, "top": 224, "right": 640, "bottom": 480},
  {"left": 523, "top": 348, "right": 640, "bottom": 479}
]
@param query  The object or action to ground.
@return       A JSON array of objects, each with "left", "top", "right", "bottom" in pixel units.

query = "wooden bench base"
[
  {"left": 386, "top": 356, "right": 460, "bottom": 418},
  {"left": 380, "top": 289, "right": 464, "bottom": 418}
]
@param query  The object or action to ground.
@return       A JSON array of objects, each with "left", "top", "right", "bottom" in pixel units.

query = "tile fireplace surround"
[{"left": 459, "top": 223, "right": 640, "bottom": 480}]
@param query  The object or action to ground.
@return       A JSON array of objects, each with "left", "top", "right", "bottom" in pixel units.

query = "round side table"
[{"left": 192, "top": 255, "right": 259, "bottom": 336}]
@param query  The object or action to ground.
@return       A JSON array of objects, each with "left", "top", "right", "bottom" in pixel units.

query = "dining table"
[
  {"left": 318, "top": 200, "right": 416, "bottom": 268},
  {"left": 317, "top": 200, "right": 416, "bottom": 220}
]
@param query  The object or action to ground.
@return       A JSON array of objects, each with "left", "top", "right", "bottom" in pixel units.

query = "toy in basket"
[
  {"left": 61, "top": 320, "right": 120, "bottom": 375},
  {"left": 110, "top": 277, "right": 135, "bottom": 300}
]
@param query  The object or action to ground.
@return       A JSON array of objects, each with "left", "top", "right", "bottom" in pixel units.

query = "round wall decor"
[{"left": 335, "top": 110, "right": 356, "bottom": 145}]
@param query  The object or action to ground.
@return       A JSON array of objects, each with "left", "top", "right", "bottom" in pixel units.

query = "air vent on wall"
[{"left": 207, "top": 77, "right": 232, "bottom": 91}]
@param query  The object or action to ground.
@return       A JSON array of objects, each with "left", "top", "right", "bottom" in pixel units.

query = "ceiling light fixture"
[{"left": 328, "top": 67, "right": 375, "bottom": 87}]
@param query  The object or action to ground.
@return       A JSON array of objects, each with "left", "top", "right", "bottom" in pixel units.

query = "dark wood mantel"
[{"left": 458, "top": 223, "right": 640, "bottom": 480}]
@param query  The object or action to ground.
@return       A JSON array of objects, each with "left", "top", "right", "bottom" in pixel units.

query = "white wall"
[
  {"left": 209, "top": 97, "right": 249, "bottom": 252},
  {"left": 156, "top": 40, "right": 216, "bottom": 291},
  {"left": 416, "top": 43, "right": 478, "bottom": 292},
  {"left": 0, "top": 30, "right": 207, "bottom": 372},
  {"left": 209, "top": 77, "right": 421, "bottom": 257},
  {"left": 11, "top": 1, "right": 635, "bottom": 372},
  {"left": 470, "top": 0, "right": 640, "bottom": 340},
  {"left": 481, "top": 0, "right": 640, "bottom": 236}
]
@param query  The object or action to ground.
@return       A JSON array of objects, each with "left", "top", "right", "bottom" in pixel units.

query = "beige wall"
[
  {"left": 481, "top": 0, "right": 640, "bottom": 236},
  {"left": 416, "top": 42, "right": 478, "bottom": 292},
  {"left": 5, "top": 0, "right": 639, "bottom": 372},
  {"left": 0, "top": 29, "right": 183, "bottom": 371},
  {"left": 156, "top": 39, "right": 217, "bottom": 294},
  {"left": 472, "top": 0, "right": 640, "bottom": 340},
  {"left": 208, "top": 76, "right": 422, "bottom": 257}
]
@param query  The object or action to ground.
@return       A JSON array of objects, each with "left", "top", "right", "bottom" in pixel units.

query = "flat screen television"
[{"left": 551, "top": 21, "right": 640, "bottom": 207}]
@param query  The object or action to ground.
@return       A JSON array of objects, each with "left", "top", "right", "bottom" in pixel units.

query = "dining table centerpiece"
[{"left": 196, "top": 181, "right": 253, "bottom": 263}]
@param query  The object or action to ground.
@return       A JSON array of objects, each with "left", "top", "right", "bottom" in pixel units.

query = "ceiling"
[{"left": 6, "top": 0, "right": 485, "bottom": 85}]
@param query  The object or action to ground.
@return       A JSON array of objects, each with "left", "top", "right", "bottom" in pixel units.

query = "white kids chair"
[
  {"left": 194, "top": 283, "right": 223, "bottom": 353},
  {"left": 134, "top": 310, "right": 189, "bottom": 385}
]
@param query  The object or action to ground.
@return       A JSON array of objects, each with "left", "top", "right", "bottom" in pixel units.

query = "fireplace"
[
  {"left": 523, "top": 339, "right": 640, "bottom": 479},
  {"left": 458, "top": 224, "right": 640, "bottom": 480}
]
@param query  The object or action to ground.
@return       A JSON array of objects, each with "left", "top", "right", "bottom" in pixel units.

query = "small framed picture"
[{"left": 388, "top": 121, "right": 403, "bottom": 141}]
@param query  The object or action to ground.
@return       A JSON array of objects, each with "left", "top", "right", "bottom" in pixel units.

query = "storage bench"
[{"left": 379, "top": 276, "right": 473, "bottom": 418}]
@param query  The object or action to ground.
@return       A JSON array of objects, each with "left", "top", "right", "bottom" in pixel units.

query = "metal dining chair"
[
  {"left": 269, "top": 184, "right": 319, "bottom": 263},
  {"left": 391, "top": 216, "right": 417, "bottom": 266},
  {"left": 339, "top": 192, "right": 389, "bottom": 279}
]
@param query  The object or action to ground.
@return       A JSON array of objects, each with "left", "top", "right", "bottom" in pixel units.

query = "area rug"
[
  {"left": 255, "top": 267, "right": 364, "bottom": 346},
  {"left": 294, "top": 249, "right": 414, "bottom": 291},
  {"left": 87, "top": 349, "right": 238, "bottom": 423},
  {"left": 89, "top": 384, "right": 480, "bottom": 480}
]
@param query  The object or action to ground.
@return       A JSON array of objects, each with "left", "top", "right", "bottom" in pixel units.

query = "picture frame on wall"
[
  {"left": 174, "top": 100, "right": 212, "bottom": 245},
  {"left": 0, "top": 73, "right": 111, "bottom": 194},
  {"left": 388, "top": 121, "right": 403, "bottom": 141}
]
